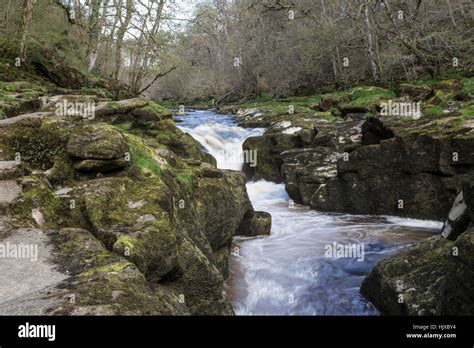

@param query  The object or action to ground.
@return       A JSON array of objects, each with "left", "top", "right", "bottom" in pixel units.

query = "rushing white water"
[
  {"left": 175, "top": 110, "right": 443, "bottom": 316},
  {"left": 176, "top": 111, "right": 264, "bottom": 170}
]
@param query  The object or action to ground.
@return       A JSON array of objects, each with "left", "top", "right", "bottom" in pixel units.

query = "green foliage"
[
  {"left": 0, "top": 81, "right": 42, "bottom": 93},
  {"left": 461, "top": 77, "right": 474, "bottom": 95},
  {"left": 114, "top": 122, "right": 134, "bottom": 132},
  {"left": 346, "top": 86, "right": 395, "bottom": 107},
  {"left": 2, "top": 95, "right": 13, "bottom": 103},
  {"left": 229, "top": 94, "right": 322, "bottom": 115},
  {"left": 316, "top": 112, "right": 339, "bottom": 122}
]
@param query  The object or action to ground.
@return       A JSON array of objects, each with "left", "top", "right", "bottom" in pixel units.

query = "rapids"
[{"left": 175, "top": 110, "right": 442, "bottom": 315}]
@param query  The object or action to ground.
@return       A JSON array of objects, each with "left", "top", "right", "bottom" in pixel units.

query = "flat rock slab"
[
  {"left": 0, "top": 180, "right": 21, "bottom": 207},
  {"left": 0, "top": 229, "right": 69, "bottom": 306},
  {"left": 0, "top": 112, "right": 54, "bottom": 128},
  {"left": 0, "top": 284, "right": 66, "bottom": 315}
]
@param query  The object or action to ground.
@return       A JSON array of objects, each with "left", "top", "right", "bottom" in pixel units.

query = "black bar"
[{"left": 0, "top": 316, "right": 472, "bottom": 346}]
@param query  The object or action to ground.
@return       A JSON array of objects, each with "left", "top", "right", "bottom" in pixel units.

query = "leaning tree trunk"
[{"left": 18, "top": 0, "right": 37, "bottom": 61}]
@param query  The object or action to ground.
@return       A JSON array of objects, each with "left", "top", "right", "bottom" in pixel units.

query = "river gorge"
[{"left": 175, "top": 110, "right": 443, "bottom": 315}]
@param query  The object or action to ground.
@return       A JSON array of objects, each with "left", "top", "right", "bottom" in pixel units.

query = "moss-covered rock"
[
  {"left": 66, "top": 124, "right": 130, "bottom": 173},
  {"left": 0, "top": 81, "right": 44, "bottom": 117},
  {"left": 361, "top": 229, "right": 474, "bottom": 315},
  {"left": 311, "top": 115, "right": 474, "bottom": 220},
  {"left": 165, "top": 232, "right": 234, "bottom": 315},
  {"left": 438, "top": 229, "right": 474, "bottom": 315},
  {"left": 236, "top": 211, "right": 272, "bottom": 237},
  {"left": 4, "top": 118, "right": 70, "bottom": 170},
  {"left": 7, "top": 176, "right": 78, "bottom": 229},
  {"left": 67, "top": 124, "right": 129, "bottom": 160},
  {"left": 45, "top": 228, "right": 189, "bottom": 315}
]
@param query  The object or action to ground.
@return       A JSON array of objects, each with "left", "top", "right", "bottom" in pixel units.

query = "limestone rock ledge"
[{"left": 0, "top": 97, "right": 268, "bottom": 315}]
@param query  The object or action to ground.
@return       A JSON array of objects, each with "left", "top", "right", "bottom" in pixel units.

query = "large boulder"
[
  {"left": 67, "top": 125, "right": 129, "bottom": 173},
  {"left": 67, "top": 125, "right": 128, "bottom": 160},
  {"left": 242, "top": 118, "right": 362, "bottom": 183},
  {"left": 0, "top": 228, "right": 188, "bottom": 315},
  {"left": 437, "top": 229, "right": 474, "bottom": 315},
  {"left": 242, "top": 133, "right": 301, "bottom": 182},
  {"left": 311, "top": 172, "right": 453, "bottom": 220},
  {"left": 360, "top": 229, "right": 474, "bottom": 315},
  {"left": 281, "top": 148, "right": 340, "bottom": 205},
  {"left": 236, "top": 211, "right": 272, "bottom": 237}
]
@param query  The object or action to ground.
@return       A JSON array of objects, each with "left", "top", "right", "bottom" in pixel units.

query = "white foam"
[{"left": 384, "top": 216, "right": 443, "bottom": 229}]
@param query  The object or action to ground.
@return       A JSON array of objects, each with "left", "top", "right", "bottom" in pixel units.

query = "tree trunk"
[
  {"left": 364, "top": 3, "right": 378, "bottom": 82},
  {"left": 114, "top": 0, "right": 133, "bottom": 80},
  {"left": 86, "top": 0, "right": 103, "bottom": 72},
  {"left": 18, "top": 0, "right": 37, "bottom": 61}
]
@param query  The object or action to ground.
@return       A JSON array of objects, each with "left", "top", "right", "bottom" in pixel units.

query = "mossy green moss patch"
[
  {"left": 346, "top": 86, "right": 396, "bottom": 108},
  {"left": 5, "top": 119, "right": 70, "bottom": 170},
  {"left": 144, "top": 102, "right": 172, "bottom": 117},
  {"left": 175, "top": 172, "right": 194, "bottom": 188},
  {"left": 7, "top": 177, "right": 86, "bottom": 229},
  {"left": 459, "top": 104, "right": 474, "bottom": 118},
  {"left": 124, "top": 133, "right": 164, "bottom": 177},
  {"left": 424, "top": 105, "right": 444, "bottom": 117}
]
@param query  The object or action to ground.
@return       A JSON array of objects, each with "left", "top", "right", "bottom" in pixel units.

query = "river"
[{"left": 175, "top": 110, "right": 443, "bottom": 316}]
